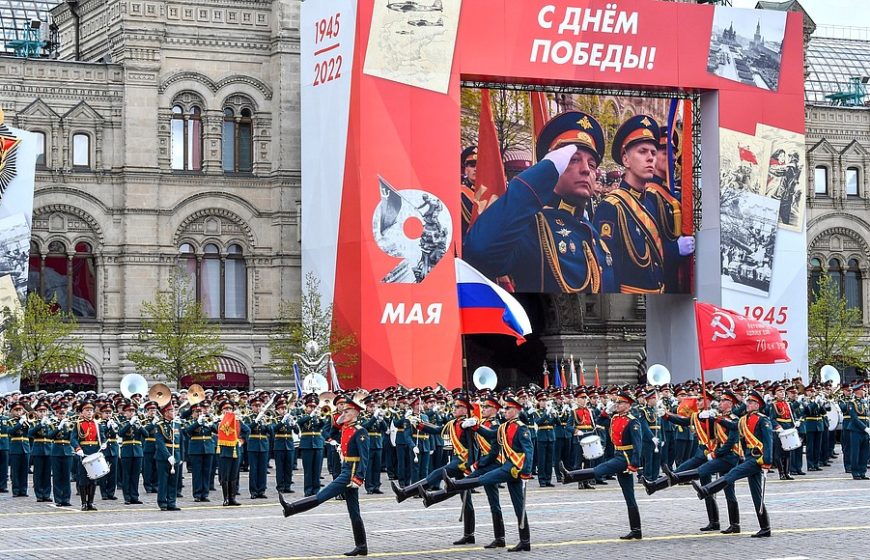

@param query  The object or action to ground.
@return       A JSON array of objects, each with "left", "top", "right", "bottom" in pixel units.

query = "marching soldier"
[
  {"left": 442, "top": 396, "right": 535, "bottom": 552},
  {"left": 184, "top": 403, "right": 216, "bottom": 502},
  {"left": 362, "top": 395, "right": 385, "bottom": 494},
  {"left": 408, "top": 394, "right": 431, "bottom": 483},
  {"left": 154, "top": 401, "right": 181, "bottom": 511},
  {"left": 216, "top": 399, "right": 247, "bottom": 506},
  {"left": 392, "top": 394, "right": 413, "bottom": 486},
  {"left": 464, "top": 112, "right": 615, "bottom": 293},
  {"left": 639, "top": 390, "right": 662, "bottom": 482},
  {"left": 570, "top": 389, "right": 597, "bottom": 489},
  {"left": 802, "top": 385, "right": 825, "bottom": 472},
  {"left": 531, "top": 392, "right": 555, "bottom": 487},
  {"left": 49, "top": 403, "right": 74, "bottom": 507},
  {"left": 142, "top": 401, "right": 159, "bottom": 493},
  {"left": 765, "top": 384, "right": 796, "bottom": 480},
  {"left": 279, "top": 396, "right": 371, "bottom": 557},
  {"left": 693, "top": 389, "right": 773, "bottom": 538},
  {"left": 593, "top": 115, "right": 668, "bottom": 294},
  {"left": 118, "top": 400, "right": 146, "bottom": 505},
  {"left": 70, "top": 400, "right": 100, "bottom": 511},
  {"left": 553, "top": 392, "right": 574, "bottom": 480},
  {"left": 273, "top": 398, "right": 300, "bottom": 495},
  {"left": 298, "top": 395, "right": 326, "bottom": 496},
  {"left": 7, "top": 401, "right": 30, "bottom": 497},
  {"left": 98, "top": 403, "right": 120, "bottom": 500},
  {"left": 560, "top": 391, "right": 643, "bottom": 540},
  {"left": 28, "top": 400, "right": 53, "bottom": 502}
]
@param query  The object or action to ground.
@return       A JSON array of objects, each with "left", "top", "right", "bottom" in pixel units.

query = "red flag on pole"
[
  {"left": 594, "top": 364, "right": 600, "bottom": 387},
  {"left": 468, "top": 89, "right": 506, "bottom": 227},
  {"left": 579, "top": 363, "right": 587, "bottom": 386},
  {"left": 694, "top": 301, "right": 790, "bottom": 371},
  {"left": 738, "top": 145, "right": 758, "bottom": 165},
  {"left": 530, "top": 91, "right": 549, "bottom": 138}
]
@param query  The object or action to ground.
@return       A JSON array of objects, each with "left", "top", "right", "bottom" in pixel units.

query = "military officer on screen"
[
  {"left": 593, "top": 115, "right": 668, "bottom": 294},
  {"left": 460, "top": 146, "right": 478, "bottom": 237},
  {"left": 464, "top": 111, "right": 614, "bottom": 293}
]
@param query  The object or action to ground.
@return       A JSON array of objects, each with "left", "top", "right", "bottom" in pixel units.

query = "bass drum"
[{"left": 826, "top": 404, "right": 843, "bottom": 431}]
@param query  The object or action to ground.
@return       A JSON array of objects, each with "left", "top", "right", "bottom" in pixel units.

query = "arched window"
[
  {"left": 846, "top": 167, "right": 860, "bottom": 197},
  {"left": 828, "top": 258, "right": 843, "bottom": 297},
  {"left": 178, "top": 242, "right": 247, "bottom": 321},
  {"left": 846, "top": 258, "right": 862, "bottom": 311},
  {"left": 809, "top": 257, "right": 822, "bottom": 301},
  {"left": 30, "top": 239, "right": 97, "bottom": 318},
  {"left": 222, "top": 107, "right": 253, "bottom": 173},
  {"left": 814, "top": 166, "right": 828, "bottom": 196},
  {"left": 34, "top": 131, "right": 46, "bottom": 167},
  {"left": 170, "top": 104, "right": 202, "bottom": 171},
  {"left": 72, "top": 133, "right": 90, "bottom": 168}
]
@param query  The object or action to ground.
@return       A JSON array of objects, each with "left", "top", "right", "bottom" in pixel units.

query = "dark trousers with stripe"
[
  {"left": 32, "top": 455, "right": 52, "bottom": 500},
  {"left": 51, "top": 456, "right": 72, "bottom": 504},
  {"left": 99, "top": 454, "right": 118, "bottom": 498},
  {"left": 300, "top": 448, "right": 323, "bottom": 496},
  {"left": 120, "top": 456, "right": 142, "bottom": 502},
  {"left": 188, "top": 453, "right": 212, "bottom": 500},
  {"left": 10, "top": 452, "right": 29, "bottom": 496},
  {"left": 365, "top": 449, "right": 382, "bottom": 492},
  {"left": 536, "top": 440, "right": 554, "bottom": 485},
  {"left": 0, "top": 450, "right": 8, "bottom": 491},
  {"left": 274, "top": 448, "right": 295, "bottom": 492},
  {"left": 143, "top": 454, "right": 158, "bottom": 492},
  {"left": 156, "top": 460, "right": 178, "bottom": 509}
]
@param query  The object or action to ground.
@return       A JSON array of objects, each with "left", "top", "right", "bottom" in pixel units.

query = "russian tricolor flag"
[{"left": 456, "top": 258, "right": 532, "bottom": 344}]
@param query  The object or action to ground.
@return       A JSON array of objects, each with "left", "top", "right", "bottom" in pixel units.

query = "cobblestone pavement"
[{"left": 1, "top": 450, "right": 868, "bottom": 560}]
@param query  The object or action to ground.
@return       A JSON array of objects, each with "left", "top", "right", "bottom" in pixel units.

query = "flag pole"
[{"left": 693, "top": 299, "right": 709, "bottom": 409}]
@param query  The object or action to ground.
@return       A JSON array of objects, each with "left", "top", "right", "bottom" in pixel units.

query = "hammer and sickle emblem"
[{"left": 710, "top": 312, "right": 736, "bottom": 342}]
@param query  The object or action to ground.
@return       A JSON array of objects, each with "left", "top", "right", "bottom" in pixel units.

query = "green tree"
[
  {"left": 460, "top": 88, "right": 533, "bottom": 157},
  {"left": 268, "top": 272, "right": 358, "bottom": 382},
  {"left": 0, "top": 293, "right": 85, "bottom": 391},
  {"left": 128, "top": 273, "right": 225, "bottom": 388},
  {"left": 807, "top": 272, "right": 868, "bottom": 379}
]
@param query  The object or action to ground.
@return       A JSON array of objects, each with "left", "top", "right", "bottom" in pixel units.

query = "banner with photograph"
[{"left": 302, "top": 0, "right": 806, "bottom": 387}]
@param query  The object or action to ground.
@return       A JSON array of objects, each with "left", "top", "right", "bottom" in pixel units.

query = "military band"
[{"left": 0, "top": 375, "right": 867, "bottom": 555}]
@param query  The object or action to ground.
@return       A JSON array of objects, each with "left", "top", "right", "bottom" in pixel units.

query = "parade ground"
[{"left": 0, "top": 454, "right": 865, "bottom": 560}]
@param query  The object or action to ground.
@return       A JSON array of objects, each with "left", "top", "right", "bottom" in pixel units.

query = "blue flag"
[
  {"left": 553, "top": 358, "right": 562, "bottom": 388},
  {"left": 293, "top": 362, "right": 303, "bottom": 398}
]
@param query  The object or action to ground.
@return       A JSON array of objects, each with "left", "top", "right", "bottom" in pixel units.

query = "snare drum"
[
  {"left": 778, "top": 428, "right": 801, "bottom": 452},
  {"left": 81, "top": 452, "right": 110, "bottom": 480},
  {"left": 579, "top": 435, "right": 604, "bottom": 460}
]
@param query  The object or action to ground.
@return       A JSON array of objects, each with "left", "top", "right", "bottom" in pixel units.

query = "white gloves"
[
  {"left": 651, "top": 437, "right": 660, "bottom": 446},
  {"left": 348, "top": 479, "right": 361, "bottom": 489},
  {"left": 543, "top": 145, "right": 578, "bottom": 176},
  {"left": 461, "top": 417, "right": 478, "bottom": 428},
  {"left": 698, "top": 410, "right": 712, "bottom": 419},
  {"left": 707, "top": 453, "right": 714, "bottom": 461},
  {"left": 76, "top": 449, "right": 85, "bottom": 458},
  {"left": 677, "top": 236, "right": 695, "bottom": 256},
  {"left": 794, "top": 421, "right": 801, "bottom": 429},
  {"left": 168, "top": 456, "right": 176, "bottom": 466},
  {"left": 864, "top": 427, "right": 870, "bottom": 436}
]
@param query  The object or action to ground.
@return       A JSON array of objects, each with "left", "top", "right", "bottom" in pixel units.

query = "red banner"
[{"left": 694, "top": 302, "right": 789, "bottom": 371}]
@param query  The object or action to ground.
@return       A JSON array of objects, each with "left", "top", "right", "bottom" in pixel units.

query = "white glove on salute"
[
  {"left": 543, "top": 145, "right": 577, "bottom": 176},
  {"left": 461, "top": 417, "right": 478, "bottom": 428}
]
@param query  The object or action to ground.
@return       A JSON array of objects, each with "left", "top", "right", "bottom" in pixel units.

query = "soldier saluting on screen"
[
  {"left": 593, "top": 115, "right": 667, "bottom": 294},
  {"left": 464, "top": 111, "right": 614, "bottom": 293}
]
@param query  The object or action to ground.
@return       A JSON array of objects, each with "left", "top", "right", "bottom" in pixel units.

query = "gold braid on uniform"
[{"left": 534, "top": 212, "right": 599, "bottom": 293}]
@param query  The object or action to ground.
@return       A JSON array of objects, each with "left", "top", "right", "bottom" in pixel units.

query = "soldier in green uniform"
[
  {"left": 846, "top": 382, "right": 870, "bottom": 480},
  {"left": 802, "top": 385, "right": 825, "bottom": 471},
  {"left": 531, "top": 391, "right": 555, "bottom": 487},
  {"left": 184, "top": 403, "right": 216, "bottom": 502},
  {"left": 273, "top": 398, "right": 300, "bottom": 495},
  {"left": 118, "top": 400, "right": 146, "bottom": 504},
  {"left": 142, "top": 401, "right": 159, "bottom": 493},
  {"left": 0, "top": 399, "right": 9, "bottom": 493},
  {"left": 298, "top": 395, "right": 326, "bottom": 496},
  {"left": 154, "top": 401, "right": 182, "bottom": 511},
  {"left": 362, "top": 395, "right": 385, "bottom": 494},
  {"left": 28, "top": 400, "right": 53, "bottom": 502},
  {"left": 49, "top": 403, "right": 74, "bottom": 507},
  {"left": 98, "top": 403, "right": 119, "bottom": 500},
  {"left": 246, "top": 398, "right": 273, "bottom": 499},
  {"left": 8, "top": 401, "right": 31, "bottom": 497}
]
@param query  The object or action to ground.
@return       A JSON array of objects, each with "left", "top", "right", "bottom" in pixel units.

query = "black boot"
[
  {"left": 664, "top": 464, "right": 700, "bottom": 486},
  {"left": 221, "top": 482, "right": 229, "bottom": 506},
  {"left": 691, "top": 476, "right": 729, "bottom": 500},
  {"left": 444, "top": 476, "right": 480, "bottom": 494},
  {"left": 278, "top": 493, "right": 319, "bottom": 518},
  {"left": 420, "top": 487, "right": 456, "bottom": 508},
  {"left": 484, "top": 511, "right": 506, "bottom": 548},
  {"left": 751, "top": 508, "right": 771, "bottom": 538},
  {"left": 79, "top": 485, "right": 87, "bottom": 511},
  {"left": 779, "top": 456, "right": 793, "bottom": 480},
  {"left": 344, "top": 518, "right": 368, "bottom": 556},
  {"left": 640, "top": 475, "right": 670, "bottom": 496},
  {"left": 620, "top": 506, "right": 642, "bottom": 540},
  {"left": 699, "top": 497, "right": 720, "bottom": 531},
  {"left": 390, "top": 479, "right": 427, "bottom": 503},
  {"left": 228, "top": 482, "right": 241, "bottom": 506},
  {"left": 721, "top": 501, "right": 740, "bottom": 534},
  {"left": 453, "top": 534, "right": 475, "bottom": 545},
  {"left": 509, "top": 517, "right": 531, "bottom": 552},
  {"left": 558, "top": 462, "right": 595, "bottom": 485},
  {"left": 87, "top": 485, "right": 97, "bottom": 511}
]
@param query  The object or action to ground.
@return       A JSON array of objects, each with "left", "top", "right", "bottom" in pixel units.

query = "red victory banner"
[{"left": 694, "top": 301, "right": 789, "bottom": 371}]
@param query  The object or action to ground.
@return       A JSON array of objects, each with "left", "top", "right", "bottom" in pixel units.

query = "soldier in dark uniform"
[
  {"left": 98, "top": 403, "right": 119, "bottom": 500},
  {"left": 28, "top": 400, "right": 53, "bottom": 502},
  {"left": 154, "top": 402, "right": 181, "bottom": 511},
  {"left": 7, "top": 401, "right": 31, "bottom": 497},
  {"left": 408, "top": 394, "right": 431, "bottom": 483},
  {"left": 765, "top": 384, "right": 796, "bottom": 480},
  {"left": 216, "top": 399, "right": 247, "bottom": 506},
  {"left": 570, "top": 389, "right": 597, "bottom": 488},
  {"left": 70, "top": 400, "right": 100, "bottom": 510},
  {"left": 273, "top": 398, "right": 300, "bottom": 494},
  {"left": 48, "top": 402, "right": 74, "bottom": 507},
  {"left": 298, "top": 395, "right": 326, "bottom": 496},
  {"left": 118, "top": 400, "right": 146, "bottom": 504},
  {"left": 593, "top": 115, "right": 666, "bottom": 294},
  {"left": 553, "top": 392, "right": 574, "bottom": 480},
  {"left": 142, "top": 400, "right": 159, "bottom": 493},
  {"left": 693, "top": 389, "right": 774, "bottom": 538},
  {"left": 278, "top": 397, "right": 371, "bottom": 557},
  {"left": 184, "top": 403, "right": 216, "bottom": 502},
  {"left": 460, "top": 146, "right": 478, "bottom": 238},
  {"left": 802, "top": 385, "right": 825, "bottom": 472},
  {"left": 846, "top": 382, "right": 870, "bottom": 480},
  {"left": 646, "top": 125, "right": 694, "bottom": 292},
  {"left": 464, "top": 112, "right": 615, "bottom": 293},
  {"left": 392, "top": 394, "right": 413, "bottom": 487},
  {"left": 362, "top": 395, "right": 385, "bottom": 494},
  {"left": 0, "top": 399, "right": 9, "bottom": 493},
  {"left": 560, "top": 391, "right": 643, "bottom": 540},
  {"left": 246, "top": 398, "right": 273, "bottom": 499},
  {"left": 442, "top": 396, "right": 535, "bottom": 552},
  {"left": 531, "top": 392, "right": 555, "bottom": 487}
]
